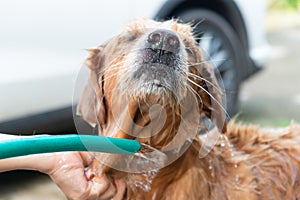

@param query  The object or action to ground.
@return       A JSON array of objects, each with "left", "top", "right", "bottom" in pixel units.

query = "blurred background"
[
  {"left": 0, "top": 0, "right": 299, "bottom": 199},
  {"left": 238, "top": 0, "right": 300, "bottom": 126}
]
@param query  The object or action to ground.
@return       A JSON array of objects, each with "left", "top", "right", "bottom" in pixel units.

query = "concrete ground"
[
  {"left": 0, "top": 171, "right": 65, "bottom": 200},
  {"left": 0, "top": 10, "right": 299, "bottom": 200},
  {"left": 238, "top": 10, "right": 300, "bottom": 126}
]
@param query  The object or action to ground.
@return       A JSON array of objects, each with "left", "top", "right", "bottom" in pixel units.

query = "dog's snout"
[{"left": 147, "top": 29, "right": 180, "bottom": 53}]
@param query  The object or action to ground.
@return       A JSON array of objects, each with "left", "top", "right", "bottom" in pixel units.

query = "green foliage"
[
  {"left": 287, "top": 0, "right": 300, "bottom": 9},
  {"left": 272, "top": 0, "right": 300, "bottom": 10}
]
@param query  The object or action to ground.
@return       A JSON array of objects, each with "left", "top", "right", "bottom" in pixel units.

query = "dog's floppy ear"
[
  {"left": 77, "top": 45, "right": 107, "bottom": 129},
  {"left": 198, "top": 63, "right": 227, "bottom": 133}
]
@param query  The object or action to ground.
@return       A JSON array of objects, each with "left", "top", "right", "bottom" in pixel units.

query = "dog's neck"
[
  {"left": 103, "top": 95, "right": 184, "bottom": 147},
  {"left": 102, "top": 94, "right": 228, "bottom": 199},
  {"left": 125, "top": 138, "right": 225, "bottom": 200}
]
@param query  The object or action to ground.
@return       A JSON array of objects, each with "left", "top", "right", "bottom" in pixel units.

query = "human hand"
[
  {"left": 43, "top": 152, "right": 126, "bottom": 200},
  {"left": 0, "top": 134, "right": 126, "bottom": 199}
]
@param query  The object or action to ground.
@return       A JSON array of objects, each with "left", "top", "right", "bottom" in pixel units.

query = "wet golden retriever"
[{"left": 77, "top": 19, "right": 300, "bottom": 200}]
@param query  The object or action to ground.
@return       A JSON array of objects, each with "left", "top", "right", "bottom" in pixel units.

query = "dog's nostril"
[
  {"left": 148, "top": 32, "right": 161, "bottom": 44},
  {"left": 147, "top": 29, "right": 180, "bottom": 53},
  {"left": 167, "top": 35, "right": 179, "bottom": 49}
]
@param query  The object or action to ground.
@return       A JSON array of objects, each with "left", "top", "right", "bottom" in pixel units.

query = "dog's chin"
[
  {"left": 118, "top": 63, "right": 179, "bottom": 102},
  {"left": 131, "top": 81, "right": 176, "bottom": 104}
]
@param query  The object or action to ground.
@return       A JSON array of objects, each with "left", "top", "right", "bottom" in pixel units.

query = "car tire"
[{"left": 175, "top": 9, "right": 244, "bottom": 118}]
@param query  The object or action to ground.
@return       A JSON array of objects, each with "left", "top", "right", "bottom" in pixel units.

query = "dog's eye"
[
  {"left": 185, "top": 48, "right": 194, "bottom": 56},
  {"left": 127, "top": 35, "right": 138, "bottom": 42}
]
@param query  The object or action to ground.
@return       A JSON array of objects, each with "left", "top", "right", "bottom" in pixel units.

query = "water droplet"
[
  {"left": 174, "top": 147, "right": 181, "bottom": 155},
  {"left": 208, "top": 159, "right": 214, "bottom": 177},
  {"left": 220, "top": 140, "right": 225, "bottom": 147},
  {"left": 235, "top": 174, "right": 240, "bottom": 183},
  {"left": 211, "top": 172, "right": 215, "bottom": 178},
  {"left": 187, "top": 137, "right": 193, "bottom": 143},
  {"left": 219, "top": 134, "right": 235, "bottom": 160},
  {"left": 129, "top": 169, "right": 159, "bottom": 192}
]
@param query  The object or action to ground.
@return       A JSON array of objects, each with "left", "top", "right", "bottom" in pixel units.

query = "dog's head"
[{"left": 77, "top": 19, "right": 226, "bottom": 150}]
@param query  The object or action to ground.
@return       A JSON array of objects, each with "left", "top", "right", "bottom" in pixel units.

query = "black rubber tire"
[{"left": 175, "top": 9, "right": 244, "bottom": 118}]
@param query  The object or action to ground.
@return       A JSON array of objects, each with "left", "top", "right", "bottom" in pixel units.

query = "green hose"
[{"left": 0, "top": 134, "right": 141, "bottom": 159}]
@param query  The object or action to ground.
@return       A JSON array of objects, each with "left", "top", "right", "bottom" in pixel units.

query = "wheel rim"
[{"left": 195, "top": 24, "right": 239, "bottom": 116}]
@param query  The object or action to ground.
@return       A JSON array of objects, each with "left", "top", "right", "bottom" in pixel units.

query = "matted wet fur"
[{"left": 77, "top": 19, "right": 300, "bottom": 200}]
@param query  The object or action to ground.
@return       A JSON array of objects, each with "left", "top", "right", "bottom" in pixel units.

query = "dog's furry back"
[
  {"left": 124, "top": 122, "right": 300, "bottom": 200},
  {"left": 217, "top": 122, "right": 300, "bottom": 200}
]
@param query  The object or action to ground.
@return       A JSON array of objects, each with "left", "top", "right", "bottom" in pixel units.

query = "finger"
[
  {"left": 112, "top": 179, "right": 126, "bottom": 200},
  {"left": 48, "top": 152, "right": 97, "bottom": 200},
  {"left": 97, "top": 179, "right": 117, "bottom": 200},
  {"left": 79, "top": 151, "right": 94, "bottom": 166},
  {"left": 89, "top": 175, "right": 116, "bottom": 200},
  {"left": 52, "top": 164, "right": 92, "bottom": 200}
]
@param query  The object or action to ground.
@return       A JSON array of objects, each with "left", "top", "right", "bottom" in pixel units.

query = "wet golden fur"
[{"left": 77, "top": 19, "right": 300, "bottom": 199}]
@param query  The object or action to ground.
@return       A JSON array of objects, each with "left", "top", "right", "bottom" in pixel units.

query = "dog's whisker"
[
  {"left": 193, "top": 36, "right": 214, "bottom": 41},
  {"left": 184, "top": 82, "right": 202, "bottom": 102},
  {"left": 190, "top": 19, "right": 205, "bottom": 31},
  {"left": 103, "top": 60, "right": 129, "bottom": 71},
  {"left": 185, "top": 47, "right": 196, "bottom": 57},
  {"left": 186, "top": 58, "right": 228, "bottom": 67},
  {"left": 100, "top": 67, "right": 121, "bottom": 76},
  {"left": 177, "top": 111, "right": 199, "bottom": 141},
  {"left": 161, "top": 111, "right": 176, "bottom": 148},
  {"left": 185, "top": 72, "right": 223, "bottom": 94},
  {"left": 192, "top": 31, "right": 205, "bottom": 39},
  {"left": 102, "top": 64, "right": 131, "bottom": 75},
  {"left": 185, "top": 61, "right": 208, "bottom": 67},
  {"left": 99, "top": 75, "right": 117, "bottom": 84},
  {"left": 100, "top": 70, "right": 124, "bottom": 82},
  {"left": 187, "top": 78, "right": 230, "bottom": 120},
  {"left": 137, "top": 100, "right": 148, "bottom": 124},
  {"left": 108, "top": 61, "right": 128, "bottom": 69},
  {"left": 98, "top": 64, "right": 127, "bottom": 76},
  {"left": 129, "top": 47, "right": 146, "bottom": 53},
  {"left": 100, "top": 68, "right": 129, "bottom": 84},
  {"left": 158, "top": 103, "right": 165, "bottom": 122}
]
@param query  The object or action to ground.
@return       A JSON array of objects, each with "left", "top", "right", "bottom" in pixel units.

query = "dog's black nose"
[{"left": 147, "top": 29, "right": 180, "bottom": 53}]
